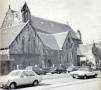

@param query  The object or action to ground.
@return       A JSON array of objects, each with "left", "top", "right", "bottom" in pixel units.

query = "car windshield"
[{"left": 8, "top": 70, "right": 22, "bottom": 76}]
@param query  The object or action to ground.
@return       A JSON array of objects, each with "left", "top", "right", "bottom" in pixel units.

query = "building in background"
[
  {"left": 77, "top": 42, "right": 101, "bottom": 67},
  {"left": 0, "top": 2, "right": 81, "bottom": 75}
]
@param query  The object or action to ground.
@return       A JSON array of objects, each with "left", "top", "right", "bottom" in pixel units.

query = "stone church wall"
[{"left": 9, "top": 23, "right": 45, "bottom": 69}]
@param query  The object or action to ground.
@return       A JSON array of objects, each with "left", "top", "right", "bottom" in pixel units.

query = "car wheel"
[
  {"left": 83, "top": 75, "right": 87, "bottom": 79},
  {"left": 33, "top": 80, "right": 39, "bottom": 86},
  {"left": 9, "top": 82, "right": 16, "bottom": 89},
  {"left": 74, "top": 74, "right": 78, "bottom": 79},
  {"left": 72, "top": 75, "right": 75, "bottom": 78}
]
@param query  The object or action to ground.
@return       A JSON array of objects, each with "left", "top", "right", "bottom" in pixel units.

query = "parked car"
[
  {"left": 50, "top": 67, "right": 67, "bottom": 74},
  {"left": 49, "top": 68, "right": 57, "bottom": 74},
  {"left": 67, "top": 66, "right": 79, "bottom": 73},
  {"left": 34, "top": 68, "right": 47, "bottom": 75},
  {"left": 96, "top": 66, "right": 101, "bottom": 70},
  {"left": 26, "top": 66, "right": 47, "bottom": 75},
  {"left": 70, "top": 67, "right": 97, "bottom": 79},
  {"left": 42, "top": 67, "right": 51, "bottom": 74},
  {"left": 0, "top": 70, "right": 42, "bottom": 89}
]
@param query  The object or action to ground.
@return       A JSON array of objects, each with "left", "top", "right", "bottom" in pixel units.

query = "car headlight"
[
  {"left": 0, "top": 80, "right": 11, "bottom": 88},
  {"left": 2, "top": 80, "right": 11, "bottom": 86},
  {"left": 6, "top": 80, "right": 11, "bottom": 85}
]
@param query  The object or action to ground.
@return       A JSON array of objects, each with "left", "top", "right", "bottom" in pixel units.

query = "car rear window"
[{"left": 23, "top": 71, "right": 35, "bottom": 76}]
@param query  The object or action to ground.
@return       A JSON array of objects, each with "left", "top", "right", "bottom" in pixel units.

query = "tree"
[{"left": 86, "top": 60, "right": 94, "bottom": 67}]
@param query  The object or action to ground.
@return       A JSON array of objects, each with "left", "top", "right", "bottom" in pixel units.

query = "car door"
[
  {"left": 88, "top": 70, "right": 95, "bottom": 76},
  {"left": 86, "top": 68, "right": 94, "bottom": 76},
  {"left": 18, "top": 71, "right": 37, "bottom": 85},
  {"left": 25, "top": 71, "right": 36, "bottom": 84},
  {"left": 16, "top": 72, "right": 28, "bottom": 85}
]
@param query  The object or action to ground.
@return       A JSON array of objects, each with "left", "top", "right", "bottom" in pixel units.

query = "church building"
[{"left": 0, "top": 2, "right": 81, "bottom": 75}]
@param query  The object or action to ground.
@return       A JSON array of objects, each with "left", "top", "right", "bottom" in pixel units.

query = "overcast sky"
[{"left": 1, "top": 0, "right": 101, "bottom": 44}]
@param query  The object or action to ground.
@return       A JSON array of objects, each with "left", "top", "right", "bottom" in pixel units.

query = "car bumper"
[
  {"left": 71, "top": 74, "right": 85, "bottom": 78},
  {"left": 0, "top": 83, "right": 9, "bottom": 89},
  {"left": 75, "top": 74, "right": 97, "bottom": 78}
]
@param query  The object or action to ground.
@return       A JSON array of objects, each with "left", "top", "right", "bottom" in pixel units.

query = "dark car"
[
  {"left": 67, "top": 66, "right": 79, "bottom": 73},
  {"left": 56, "top": 68, "right": 67, "bottom": 74},
  {"left": 96, "top": 66, "right": 101, "bottom": 70},
  {"left": 42, "top": 67, "right": 50, "bottom": 74},
  {"left": 34, "top": 68, "right": 47, "bottom": 75},
  {"left": 50, "top": 68, "right": 57, "bottom": 74},
  {"left": 50, "top": 67, "right": 67, "bottom": 74},
  {"left": 26, "top": 66, "right": 47, "bottom": 75}
]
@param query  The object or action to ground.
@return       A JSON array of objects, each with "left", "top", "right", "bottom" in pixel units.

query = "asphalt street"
[
  {"left": 0, "top": 73, "right": 101, "bottom": 90},
  {"left": 15, "top": 73, "right": 101, "bottom": 90}
]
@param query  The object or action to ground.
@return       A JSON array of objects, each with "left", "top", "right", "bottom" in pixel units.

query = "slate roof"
[
  {"left": 37, "top": 32, "right": 60, "bottom": 50},
  {"left": 52, "top": 32, "right": 69, "bottom": 49},
  {"left": 31, "top": 16, "right": 79, "bottom": 50},
  {"left": 0, "top": 5, "right": 79, "bottom": 50},
  {"left": 37, "top": 31, "right": 69, "bottom": 50},
  {"left": 0, "top": 22, "right": 28, "bottom": 49},
  {"left": 31, "top": 16, "right": 78, "bottom": 39}
]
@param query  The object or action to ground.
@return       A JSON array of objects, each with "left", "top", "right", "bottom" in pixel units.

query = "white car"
[
  {"left": 0, "top": 70, "right": 42, "bottom": 89},
  {"left": 70, "top": 68, "right": 97, "bottom": 79}
]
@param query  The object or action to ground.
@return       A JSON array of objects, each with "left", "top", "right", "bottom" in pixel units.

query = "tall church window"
[
  {"left": 66, "top": 43, "right": 68, "bottom": 50},
  {"left": 22, "top": 36, "right": 25, "bottom": 53},
  {"left": 68, "top": 38, "right": 70, "bottom": 43}
]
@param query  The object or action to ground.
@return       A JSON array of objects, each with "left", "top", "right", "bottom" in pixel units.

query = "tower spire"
[
  {"left": 77, "top": 30, "right": 82, "bottom": 40},
  {"left": 21, "top": 2, "right": 31, "bottom": 23},
  {"left": 8, "top": 4, "right": 11, "bottom": 9}
]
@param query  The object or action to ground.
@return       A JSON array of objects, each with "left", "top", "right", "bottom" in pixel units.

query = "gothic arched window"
[{"left": 22, "top": 36, "right": 25, "bottom": 53}]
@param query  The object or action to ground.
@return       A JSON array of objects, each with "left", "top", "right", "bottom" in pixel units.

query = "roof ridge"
[
  {"left": 32, "top": 16, "right": 70, "bottom": 26},
  {"left": 31, "top": 16, "right": 78, "bottom": 39},
  {"left": 0, "top": 21, "right": 29, "bottom": 49},
  {"left": 52, "top": 31, "right": 68, "bottom": 35}
]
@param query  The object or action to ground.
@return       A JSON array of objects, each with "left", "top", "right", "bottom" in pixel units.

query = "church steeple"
[
  {"left": 21, "top": 2, "right": 28, "bottom": 12},
  {"left": 8, "top": 5, "right": 11, "bottom": 9},
  {"left": 77, "top": 30, "right": 82, "bottom": 40},
  {"left": 1, "top": 5, "right": 14, "bottom": 28},
  {"left": 21, "top": 2, "right": 31, "bottom": 23}
]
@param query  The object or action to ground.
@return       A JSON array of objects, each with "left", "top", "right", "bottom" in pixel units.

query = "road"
[
  {"left": 15, "top": 73, "right": 101, "bottom": 90},
  {"left": 0, "top": 73, "right": 101, "bottom": 90}
]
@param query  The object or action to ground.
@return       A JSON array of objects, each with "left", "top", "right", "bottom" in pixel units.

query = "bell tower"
[
  {"left": 77, "top": 30, "right": 82, "bottom": 40},
  {"left": 1, "top": 5, "right": 14, "bottom": 28},
  {"left": 21, "top": 2, "right": 31, "bottom": 23}
]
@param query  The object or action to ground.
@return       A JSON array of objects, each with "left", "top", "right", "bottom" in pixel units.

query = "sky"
[{"left": 0, "top": 0, "right": 101, "bottom": 44}]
